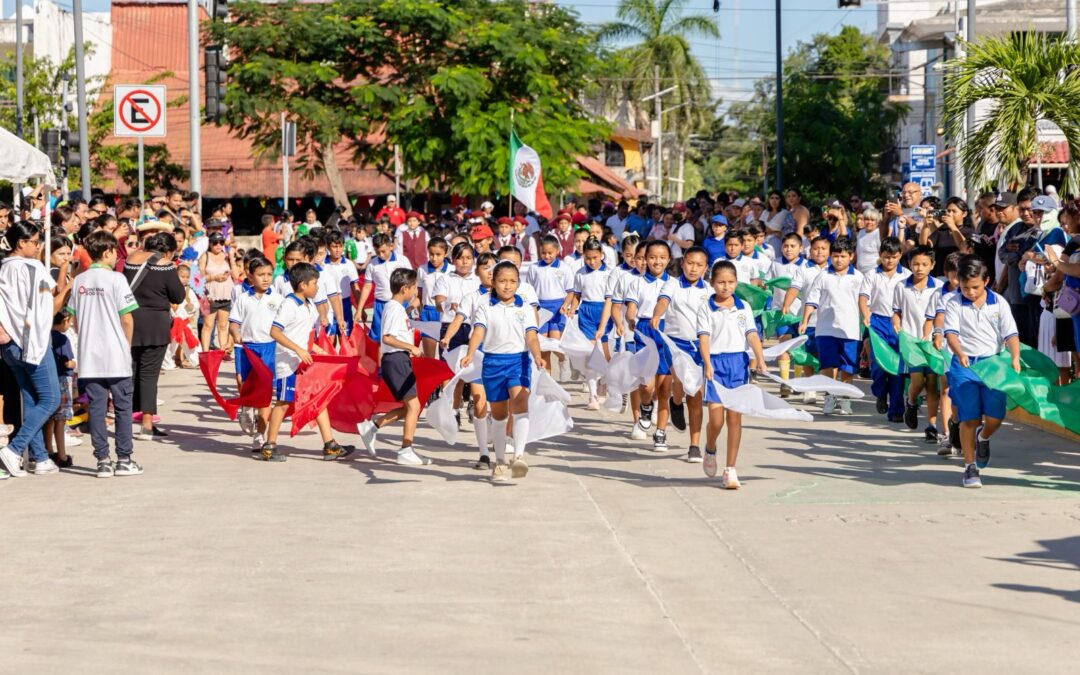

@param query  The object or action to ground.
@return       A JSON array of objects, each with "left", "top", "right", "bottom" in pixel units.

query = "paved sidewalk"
[{"left": 1, "top": 368, "right": 1078, "bottom": 674}]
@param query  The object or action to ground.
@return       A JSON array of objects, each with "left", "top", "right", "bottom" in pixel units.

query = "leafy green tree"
[
  {"left": 0, "top": 49, "right": 75, "bottom": 135},
  {"left": 942, "top": 32, "right": 1080, "bottom": 194},
  {"left": 211, "top": 0, "right": 609, "bottom": 208}
]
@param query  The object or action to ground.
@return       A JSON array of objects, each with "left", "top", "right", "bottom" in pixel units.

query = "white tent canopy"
[{"left": 0, "top": 126, "right": 56, "bottom": 187}]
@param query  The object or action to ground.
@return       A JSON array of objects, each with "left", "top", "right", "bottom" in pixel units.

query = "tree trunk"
[{"left": 321, "top": 143, "right": 352, "bottom": 217}]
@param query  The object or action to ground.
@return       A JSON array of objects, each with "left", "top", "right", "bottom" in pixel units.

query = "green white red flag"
[{"left": 509, "top": 128, "right": 553, "bottom": 219}]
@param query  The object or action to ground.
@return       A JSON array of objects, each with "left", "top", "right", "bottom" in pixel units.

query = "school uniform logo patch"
[{"left": 736, "top": 314, "right": 747, "bottom": 331}]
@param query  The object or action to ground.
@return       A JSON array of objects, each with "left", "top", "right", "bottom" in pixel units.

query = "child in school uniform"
[
  {"left": 781, "top": 235, "right": 831, "bottom": 402},
  {"left": 497, "top": 246, "right": 540, "bottom": 312},
  {"left": 228, "top": 257, "right": 281, "bottom": 450},
  {"left": 274, "top": 239, "right": 331, "bottom": 332},
  {"left": 357, "top": 268, "right": 431, "bottom": 466},
  {"left": 799, "top": 235, "right": 864, "bottom": 415},
  {"left": 461, "top": 261, "right": 544, "bottom": 483},
  {"left": 697, "top": 260, "right": 768, "bottom": 489},
  {"left": 525, "top": 235, "right": 573, "bottom": 376},
  {"left": 416, "top": 237, "right": 450, "bottom": 358},
  {"left": 563, "top": 228, "right": 591, "bottom": 276},
  {"left": 741, "top": 225, "right": 772, "bottom": 281},
  {"left": 770, "top": 233, "right": 813, "bottom": 396},
  {"left": 625, "top": 240, "right": 673, "bottom": 451},
  {"left": 561, "top": 237, "right": 616, "bottom": 410},
  {"left": 261, "top": 262, "right": 354, "bottom": 463},
  {"left": 652, "top": 246, "right": 711, "bottom": 462},
  {"left": 891, "top": 245, "right": 941, "bottom": 443},
  {"left": 66, "top": 230, "right": 142, "bottom": 479},
  {"left": 599, "top": 238, "right": 646, "bottom": 417},
  {"left": 325, "top": 228, "right": 361, "bottom": 337},
  {"left": 308, "top": 232, "right": 346, "bottom": 340},
  {"left": 433, "top": 242, "right": 479, "bottom": 352},
  {"left": 356, "top": 233, "right": 412, "bottom": 343},
  {"left": 927, "top": 252, "right": 963, "bottom": 456},
  {"left": 858, "top": 236, "right": 911, "bottom": 422},
  {"left": 943, "top": 255, "right": 1021, "bottom": 488},
  {"left": 717, "top": 231, "right": 759, "bottom": 285}
]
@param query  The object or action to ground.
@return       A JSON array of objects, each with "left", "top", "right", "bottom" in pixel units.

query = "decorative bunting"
[
  {"left": 313, "top": 196, "right": 322, "bottom": 207},
  {"left": 259, "top": 198, "right": 267, "bottom": 208}
]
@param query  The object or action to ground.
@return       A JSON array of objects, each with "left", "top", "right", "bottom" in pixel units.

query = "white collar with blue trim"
[
  {"left": 489, "top": 293, "right": 524, "bottom": 307},
  {"left": 960, "top": 290, "right": 998, "bottom": 306},
  {"left": 708, "top": 295, "right": 745, "bottom": 311},
  {"left": 678, "top": 275, "right": 707, "bottom": 289},
  {"left": 904, "top": 275, "right": 937, "bottom": 289},
  {"left": 584, "top": 263, "right": 608, "bottom": 274},
  {"left": 643, "top": 270, "right": 670, "bottom": 283},
  {"left": 538, "top": 258, "right": 561, "bottom": 268}
]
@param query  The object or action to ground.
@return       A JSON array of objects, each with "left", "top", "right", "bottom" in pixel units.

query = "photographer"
[{"left": 918, "top": 197, "right": 973, "bottom": 276}]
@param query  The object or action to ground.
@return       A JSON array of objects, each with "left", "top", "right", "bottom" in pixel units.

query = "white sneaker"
[
  {"left": 135, "top": 429, "right": 154, "bottom": 442},
  {"left": 721, "top": 467, "right": 741, "bottom": 490},
  {"left": 703, "top": 450, "right": 718, "bottom": 477},
  {"left": 31, "top": 458, "right": 59, "bottom": 475},
  {"left": 630, "top": 420, "right": 649, "bottom": 440},
  {"left": 837, "top": 397, "right": 853, "bottom": 415},
  {"left": 396, "top": 447, "right": 431, "bottom": 466},
  {"left": 802, "top": 391, "right": 818, "bottom": 405},
  {"left": 822, "top": 394, "right": 837, "bottom": 415},
  {"left": 238, "top": 407, "right": 257, "bottom": 435},
  {"left": 584, "top": 397, "right": 600, "bottom": 411},
  {"left": 161, "top": 360, "right": 177, "bottom": 371},
  {"left": 64, "top": 432, "right": 83, "bottom": 447},
  {"left": 357, "top": 420, "right": 378, "bottom": 458},
  {"left": 0, "top": 446, "right": 27, "bottom": 478},
  {"left": 251, "top": 433, "right": 265, "bottom": 450}
]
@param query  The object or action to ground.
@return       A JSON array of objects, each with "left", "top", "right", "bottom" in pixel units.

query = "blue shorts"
[
  {"left": 776, "top": 323, "right": 798, "bottom": 338},
  {"left": 482, "top": 352, "right": 531, "bottom": 402},
  {"left": 370, "top": 299, "right": 388, "bottom": 342},
  {"left": 274, "top": 371, "right": 297, "bottom": 403},
  {"left": 577, "top": 300, "right": 611, "bottom": 342},
  {"left": 804, "top": 327, "right": 818, "bottom": 357},
  {"left": 948, "top": 355, "right": 1006, "bottom": 422},
  {"left": 669, "top": 336, "right": 703, "bottom": 366},
  {"left": 420, "top": 305, "right": 441, "bottom": 323},
  {"left": 817, "top": 335, "right": 859, "bottom": 374},
  {"left": 635, "top": 319, "right": 671, "bottom": 376},
  {"left": 704, "top": 352, "right": 750, "bottom": 404},
  {"left": 238, "top": 341, "right": 276, "bottom": 382},
  {"left": 442, "top": 322, "right": 471, "bottom": 351},
  {"left": 538, "top": 299, "right": 567, "bottom": 334}
]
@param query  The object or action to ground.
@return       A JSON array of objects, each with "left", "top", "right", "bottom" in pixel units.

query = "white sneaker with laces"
[
  {"left": 822, "top": 394, "right": 837, "bottom": 415},
  {"left": 630, "top": 420, "right": 649, "bottom": 440},
  {"left": 357, "top": 420, "right": 378, "bottom": 458},
  {"left": 396, "top": 447, "right": 431, "bottom": 466},
  {"left": 31, "top": 458, "right": 59, "bottom": 475},
  {"left": 837, "top": 398, "right": 853, "bottom": 415},
  {"left": 721, "top": 467, "right": 741, "bottom": 490},
  {"left": 0, "top": 446, "right": 27, "bottom": 478}
]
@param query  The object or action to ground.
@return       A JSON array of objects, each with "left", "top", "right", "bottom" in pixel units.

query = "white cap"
[
  {"left": 481, "top": 201, "right": 494, "bottom": 210},
  {"left": 733, "top": 198, "right": 746, "bottom": 208},
  {"left": 386, "top": 195, "right": 397, "bottom": 203}
]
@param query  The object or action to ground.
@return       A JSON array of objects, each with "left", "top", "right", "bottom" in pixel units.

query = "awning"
[
  {"left": 0, "top": 127, "right": 56, "bottom": 186},
  {"left": 576, "top": 155, "right": 645, "bottom": 199},
  {"left": 576, "top": 179, "right": 621, "bottom": 200}
]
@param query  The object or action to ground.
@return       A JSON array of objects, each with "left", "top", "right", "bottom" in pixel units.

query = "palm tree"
[
  {"left": 942, "top": 32, "right": 1080, "bottom": 194},
  {"left": 598, "top": 0, "right": 719, "bottom": 196}
]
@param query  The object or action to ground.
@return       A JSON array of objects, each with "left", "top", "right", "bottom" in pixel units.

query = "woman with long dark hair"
[
  {"left": 0, "top": 221, "right": 63, "bottom": 476},
  {"left": 123, "top": 231, "right": 186, "bottom": 441}
]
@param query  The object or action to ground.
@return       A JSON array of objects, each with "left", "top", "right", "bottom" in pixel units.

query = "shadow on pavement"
[{"left": 992, "top": 536, "right": 1080, "bottom": 603}]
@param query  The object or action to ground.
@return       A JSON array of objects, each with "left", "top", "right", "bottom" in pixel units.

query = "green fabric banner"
[
  {"left": 764, "top": 277, "right": 792, "bottom": 292},
  {"left": 788, "top": 342, "right": 819, "bottom": 370},
  {"left": 735, "top": 282, "right": 771, "bottom": 317},
  {"left": 897, "top": 333, "right": 948, "bottom": 376},
  {"left": 868, "top": 326, "right": 901, "bottom": 376},
  {"left": 969, "top": 346, "right": 1080, "bottom": 433},
  {"left": 760, "top": 310, "right": 801, "bottom": 339}
]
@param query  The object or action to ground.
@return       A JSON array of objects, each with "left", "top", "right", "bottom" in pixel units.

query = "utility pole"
[
  {"left": 73, "top": 0, "right": 92, "bottom": 197},
  {"left": 1069, "top": 0, "right": 1078, "bottom": 41},
  {"left": 774, "top": 0, "right": 784, "bottom": 191},
  {"left": 188, "top": 0, "right": 202, "bottom": 195},
  {"left": 15, "top": 0, "right": 24, "bottom": 139},
  {"left": 951, "top": 2, "right": 965, "bottom": 200},
  {"left": 964, "top": 0, "right": 976, "bottom": 199},
  {"left": 654, "top": 65, "right": 663, "bottom": 201}
]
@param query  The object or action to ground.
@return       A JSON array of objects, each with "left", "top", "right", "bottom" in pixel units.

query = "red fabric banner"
[{"left": 170, "top": 317, "right": 200, "bottom": 349}]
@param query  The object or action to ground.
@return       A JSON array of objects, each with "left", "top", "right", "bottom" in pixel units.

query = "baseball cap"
[
  {"left": 1030, "top": 195, "right": 1058, "bottom": 212},
  {"left": 710, "top": 214, "right": 729, "bottom": 225},
  {"left": 470, "top": 224, "right": 494, "bottom": 241},
  {"left": 480, "top": 201, "right": 494, "bottom": 211},
  {"left": 993, "top": 192, "right": 1018, "bottom": 208},
  {"left": 733, "top": 198, "right": 746, "bottom": 208},
  {"left": 672, "top": 201, "right": 687, "bottom": 212}
]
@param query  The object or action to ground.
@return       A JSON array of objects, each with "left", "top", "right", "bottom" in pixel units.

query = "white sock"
[
  {"left": 512, "top": 415, "right": 530, "bottom": 459},
  {"left": 475, "top": 415, "right": 490, "bottom": 457},
  {"left": 587, "top": 378, "right": 598, "bottom": 399},
  {"left": 977, "top": 431, "right": 990, "bottom": 442},
  {"left": 492, "top": 418, "right": 508, "bottom": 463}
]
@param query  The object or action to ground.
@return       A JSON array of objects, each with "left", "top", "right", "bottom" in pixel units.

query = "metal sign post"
[
  {"left": 281, "top": 115, "right": 296, "bottom": 211},
  {"left": 138, "top": 137, "right": 145, "bottom": 206}
]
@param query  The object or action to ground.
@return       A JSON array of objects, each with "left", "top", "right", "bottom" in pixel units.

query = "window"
[{"left": 605, "top": 141, "right": 625, "bottom": 168}]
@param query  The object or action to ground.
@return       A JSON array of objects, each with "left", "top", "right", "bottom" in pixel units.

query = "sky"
[{"left": 558, "top": 0, "right": 878, "bottom": 110}]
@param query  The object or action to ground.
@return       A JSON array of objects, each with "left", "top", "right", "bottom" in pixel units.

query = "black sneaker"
[
  {"left": 858, "top": 366, "right": 871, "bottom": 379},
  {"left": 639, "top": 404, "right": 654, "bottom": 430},
  {"left": 903, "top": 402, "right": 918, "bottom": 430},
  {"left": 473, "top": 455, "right": 490, "bottom": 470},
  {"left": 923, "top": 426, "right": 939, "bottom": 444},
  {"left": 669, "top": 397, "right": 686, "bottom": 431},
  {"left": 114, "top": 457, "right": 144, "bottom": 476},
  {"left": 948, "top": 418, "right": 961, "bottom": 450},
  {"left": 151, "top": 426, "right": 168, "bottom": 437},
  {"left": 455, "top": 411, "right": 462, "bottom": 429},
  {"left": 322, "top": 441, "right": 355, "bottom": 461},
  {"left": 876, "top": 395, "right": 888, "bottom": 415},
  {"left": 975, "top": 426, "right": 991, "bottom": 469},
  {"left": 466, "top": 400, "right": 475, "bottom": 423},
  {"left": 652, "top": 428, "right": 668, "bottom": 452},
  {"left": 686, "top": 446, "right": 703, "bottom": 463},
  {"left": 96, "top": 459, "right": 114, "bottom": 478},
  {"left": 259, "top": 444, "right": 286, "bottom": 462}
]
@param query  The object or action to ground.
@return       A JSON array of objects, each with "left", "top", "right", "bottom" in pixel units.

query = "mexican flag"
[{"left": 509, "top": 128, "right": 553, "bottom": 219}]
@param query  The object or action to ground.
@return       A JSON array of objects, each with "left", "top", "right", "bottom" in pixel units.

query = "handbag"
[{"left": 1057, "top": 284, "right": 1080, "bottom": 317}]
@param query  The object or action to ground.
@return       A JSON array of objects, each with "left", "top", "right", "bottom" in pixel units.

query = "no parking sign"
[{"left": 113, "top": 85, "right": 167, "bottom": 138}]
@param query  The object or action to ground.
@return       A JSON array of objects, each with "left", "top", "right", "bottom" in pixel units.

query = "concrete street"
[{"left": 2, "top": 367, "right": 1078, "bottom": 674}]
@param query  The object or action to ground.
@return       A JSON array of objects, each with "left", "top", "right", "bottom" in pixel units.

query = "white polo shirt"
[
  {"left": 892, "top": 276, "right": 938, "bottom": 338},
  {"left": 563, "top": 252, "right": 585, "bottom": 278},
  {"left": 670, "top": 222, "right": 696, "bottom": 259},
  {"left": 517, "top": 279, "right": 540, "bottom": 308},
  {"left": 928, "top": 282, "right": 959, "bottom": 319},
  {"left": 416, "top": 260, "right": 450, "bottom": 308},
  {"left": 609, "top": 265, "right": 638, "bottom": 305},
  {"left": 325, "top": 257, "right": 360, "bottom": 301},
  {"left": 456, "top": 287, "right": 490, "bottom": 325},
  {"left": 746, "top": 250, "right": 771, "bottom": 279},
  {"left": 271, "top": 293, "right": 319, "bottom": 378},
  {"left": 771, "top": 256, "right": 811, "bottom": 315},
  {"left": 365, "top": 254, "right": 412, "bottom": 302},
  {"left": 432, "top": 271, "right": 480, "bottom": 323},
  {"left": 943, "top": 290, "right": 1018, "bottom": 358},
  {"left": 626, "top": 271, "right": 670, "bottom": 319},
  {"left": 804, "top": 266, "right": 865, "bottom": 340},
  {"left": 714, "top": 254, "right": 758, "bottom": 285},
  {"left": 66, "top": 265, "right": 138, "bottom": 379},
  {"left": 790, "top": 261, "right": 828, "bottom": 329},
  {"left": 858, "top": 265, "right": 911, "bottom": 317},
  {"left": 229, "top": 287, "right": 283, "bottom": 343},
  {"left": 573, "top": 264, "right": 615, "bottom": 303},
  {"left": 379, "top": 300, "right": 413, "bottom": 354},
  {"left": 473, "top": 294, "right": 538, "bottom": 354},
  {"left": 695, "top": 295, "right": 758, "bottom": 354},
  {"left": 658, "top": 274, "right": 710, "bottom": 341},
  {"left": 525, "top": 258, "right": 572, "bottom": 301},
  {"left": 272, "top": 269, "right": 329, "bottom": 307}
]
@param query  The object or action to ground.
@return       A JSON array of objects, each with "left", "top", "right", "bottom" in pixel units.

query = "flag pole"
[{"left": 508, "top": 108, "right": 515, "bottom": 218}]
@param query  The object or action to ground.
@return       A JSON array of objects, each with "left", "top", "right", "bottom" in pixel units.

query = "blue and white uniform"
[
  {"left": 892, "top": 276, "right": 939, "bottom": 375},
  {"left": 364, "top": 253, "right": 412, "bottom": 340},
  {"left": 324, "top": 256, "right": 360, "bottom": 327},
  {"left": 270, "top": 293, "right": 319, "bottom": 402},
  {"left": 474, "top": 294, "right": 539, "bottom": 402},
  {"left": 658, "top": 274, "right": 710, "bottom": 365},
  {"left": 525, "top": 258, "right": 573, "bottom": 334},
  {"left": 943, "top": 290, "right": 1018, "bottom": 422},
  {"left": 228, "top": 286, "right": 282, "bottom": 380},
  {"left": 804, "top": 265, "right": 865, "bottom": 374},
  {"left": 859, "top": 265, "right": 910, "bottom": 414},
  {"left": 417, "top": 259, "right": 451, "bottom": 323},
  {"left": 572, "top": 263, "right": 616, "bottom": 342},
  {"left": 610, "top": 263, "right": 641, "bottom": 352},
  {"left": 696, "top": 295, "right": 758, "bottom": 402},
  {"left": 626, "top": 271, "right": 672, "bottom": 375}
]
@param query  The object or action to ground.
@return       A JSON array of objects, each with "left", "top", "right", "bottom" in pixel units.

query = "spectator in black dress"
[{"left": 123, "top": 231, "right": 186, "bottom": 441}]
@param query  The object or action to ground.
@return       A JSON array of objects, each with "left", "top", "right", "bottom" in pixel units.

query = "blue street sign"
[
  {"left": 910, "top": 145, "right": 936, "bottom": 172},
  {"left": 911, "top": 171, "right": 936, "bottom": 196}
]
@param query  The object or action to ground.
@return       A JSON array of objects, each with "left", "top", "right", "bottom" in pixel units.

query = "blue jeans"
[
  {"left": 1, "top": 341, "right": 61, "bottom": 462},
  {"left": 82, "top": 377, "right": 134, "bottom": 460}
]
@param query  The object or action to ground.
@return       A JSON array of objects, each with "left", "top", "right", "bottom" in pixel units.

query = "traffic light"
[
  {"left": 43, "top": 129, "right": 61, "bottom": 165},
  {"left": 838, "top": 0, "right": 861, "bottom": 6},
  {"left": 212, "top": 0, "right": 228, "bottom": 21},
  {"left": 204, "top": 46, "right": 227, "bottom": 124},
  {"left": 60, "top": 129, "right": 80, "bottom": 167}
]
